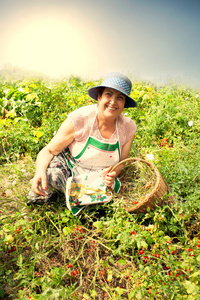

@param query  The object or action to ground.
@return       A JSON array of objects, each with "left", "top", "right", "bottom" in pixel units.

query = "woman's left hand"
[{"left": 101, "top": 166, "right": 116, "bottom": 187}]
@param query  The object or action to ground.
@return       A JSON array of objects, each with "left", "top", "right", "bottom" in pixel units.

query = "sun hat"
[{"left": 88, "top": 72, "right": 137, "bottom": 108}]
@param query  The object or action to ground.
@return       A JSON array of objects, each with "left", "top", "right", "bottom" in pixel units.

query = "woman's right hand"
[
  {"left": 30, "top": 118, "right": 75, "bottom": 196},
  {"left": 31, "top": 172, "right": 47, "bottom": 196}
]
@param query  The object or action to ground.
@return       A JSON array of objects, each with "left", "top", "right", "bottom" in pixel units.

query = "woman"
[{"left": 27, "top": 72, "right": 137, "bottom": 215}]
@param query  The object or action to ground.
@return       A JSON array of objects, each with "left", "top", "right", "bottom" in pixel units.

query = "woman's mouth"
[{"left": 106, "top": 105, "right": 117, "bottom": 111}]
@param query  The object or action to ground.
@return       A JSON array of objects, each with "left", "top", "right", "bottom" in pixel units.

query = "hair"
[{"left": 96, "top": 87, "right": 105, "bottom": 98}]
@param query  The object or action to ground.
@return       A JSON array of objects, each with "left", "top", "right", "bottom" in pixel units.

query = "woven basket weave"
[{"left": 111, "top": 157, "right": 171, "bottom": 213}]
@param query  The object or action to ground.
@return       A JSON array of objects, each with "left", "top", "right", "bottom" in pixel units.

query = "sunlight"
[{"left": 4, "top": 16, "right": 90, "bottom": 77}]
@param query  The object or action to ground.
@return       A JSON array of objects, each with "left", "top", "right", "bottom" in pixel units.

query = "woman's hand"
[
  {"left": 101, "top": 166, "right": 117, "bottom": 187},
  {"left": 30, "top": 118, "right": 75, "bottom": 197},
  {"left": 31, "top": 172, "right": 47, "bottom": 196}
]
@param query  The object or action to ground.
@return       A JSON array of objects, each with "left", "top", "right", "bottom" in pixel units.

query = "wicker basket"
[{"left": 111, "top": 157, "right": 171, "bottom": 213}]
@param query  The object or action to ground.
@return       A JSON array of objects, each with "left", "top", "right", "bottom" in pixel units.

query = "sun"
[{"left": 3, "top": 15, "right": 91, "bottom": 77}]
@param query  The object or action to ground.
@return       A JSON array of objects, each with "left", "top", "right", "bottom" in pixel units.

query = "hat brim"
[{"left": 88, "top": 85, "right": 137, "bottom": 108}]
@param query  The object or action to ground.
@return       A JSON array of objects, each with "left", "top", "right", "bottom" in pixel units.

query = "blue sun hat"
[{"left": 88, "top": 72, "right": 137, "bottom": 108}]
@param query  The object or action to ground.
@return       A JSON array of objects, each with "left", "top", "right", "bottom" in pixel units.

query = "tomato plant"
[{"left": 0, "top": 76, "right": 199, "bottom": 299}]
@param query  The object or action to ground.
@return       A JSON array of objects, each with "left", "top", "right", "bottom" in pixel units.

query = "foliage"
[{"left": 0, "top": 77, "right": 200, "bottom": 299}]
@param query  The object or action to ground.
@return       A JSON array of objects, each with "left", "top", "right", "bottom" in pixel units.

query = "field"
[{"left": 0, "top": 76, "right": 200, "bottom": 299}]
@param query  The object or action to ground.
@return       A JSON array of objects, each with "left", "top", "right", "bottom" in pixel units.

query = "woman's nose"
[{"left": 110, "top": 95, "right": 116, "bottom": 103}]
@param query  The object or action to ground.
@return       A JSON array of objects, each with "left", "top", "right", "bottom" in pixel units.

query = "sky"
[{"left": 0, "top": 0, "right": 200, "bottom": 85}]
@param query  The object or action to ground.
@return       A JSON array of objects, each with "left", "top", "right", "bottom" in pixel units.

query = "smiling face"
[{"left": 97, "top": 87, "right": 126, "bottom": 121}]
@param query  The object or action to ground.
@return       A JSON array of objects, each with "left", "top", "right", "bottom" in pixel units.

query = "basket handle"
[{"left": 111, "top": 157, "right": 155, "bottom": 172}]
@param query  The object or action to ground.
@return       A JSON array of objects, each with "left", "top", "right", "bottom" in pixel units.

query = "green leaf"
[
  {"left": 63, "top": 227, "right": 71, "bottom": 236},
  {"left": 62, "top": 217, "right": 69, "bottom": 223},
  {"left": 117, "top": 259, "right": 127, "bottom": 265},
  {"left": 109, "top": 257, "right": 115, "bottom": 265},
  {"left": 107, "top": 269, "right": 113, "bottom": 282},
  {"left": 137, "top": 240, "right": 148, "bottom": 249},
  {"left": 93, "top": 221, "right": 103, "bottom": 229},
  {"left": 0, "top": 288, "right": 6, "bottom": 299},
  {"left": 115, "top": 286, "right": 124, "bottom": 296},
  {"left": 103, "top": 260, "right": 109, "bottom": 268},
  {"left": 90, "top": 290, "right": 97, "bottom": 298}
]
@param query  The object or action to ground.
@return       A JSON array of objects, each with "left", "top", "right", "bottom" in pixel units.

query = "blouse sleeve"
[
  {"left": 67, "top": 105, "right": 96, "bottom": 142},
  {"left": 118, "top": 115, "right": 137, "bottom": 147}
]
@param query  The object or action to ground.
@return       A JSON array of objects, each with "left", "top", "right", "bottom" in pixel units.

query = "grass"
[{"left": 0, "top": 77, "right": 200, "bottom": 299}]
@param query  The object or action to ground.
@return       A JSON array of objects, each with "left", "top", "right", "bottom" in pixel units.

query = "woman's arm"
[
  {"left": 31, "top": 118, "right": 75, "bottom": 196},
  {"left": 102, "top": 134, "right": 135, "bottom": 187}
]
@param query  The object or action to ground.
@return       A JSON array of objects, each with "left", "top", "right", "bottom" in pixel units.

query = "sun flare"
[{"left": 3, "top": 15, "right": 91, "bottom": 77}]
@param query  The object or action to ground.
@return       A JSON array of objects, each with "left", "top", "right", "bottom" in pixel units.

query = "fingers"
[
  {"left": 31, "top": 174, "right": 47, "bottom": 196},
  {"left": 32, "top": 181, "right": 44, "bottom": 196},
  {"left": 102, "top": 166, "right": 113, "bottom": 177},
  {"left": 104, "top": 170, "right": 116, "bottom": 187},
  {"left": 106, "top": 166, "right": 113, "bottom": 173},
  {"left": 104, "top": 177, "right": 113, "bottom": 187},
  {"left": 41, "top": 175, "right": 47, "bottom": 192}
]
